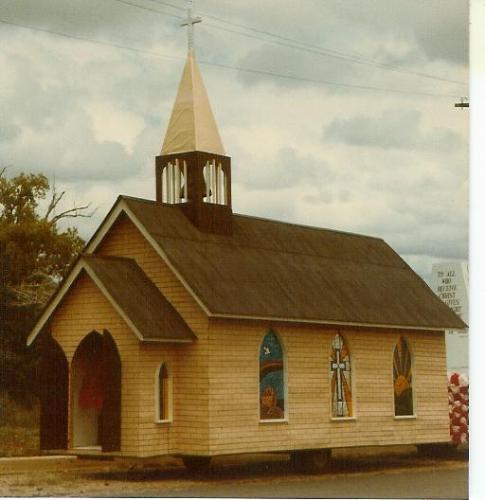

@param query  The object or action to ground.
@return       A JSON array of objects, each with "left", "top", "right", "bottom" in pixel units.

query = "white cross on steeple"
[{"left": 180, "top": 0, "right": 202, "bottom": 52}]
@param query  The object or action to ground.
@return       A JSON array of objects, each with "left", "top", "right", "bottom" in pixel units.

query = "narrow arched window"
[
  {"left": 156, "top": 363, "right": 171, "bottom": 422},
  {"left": 259, "top": 330, "right": 285, "bottom": 420},
  {"left": 393, "top": 337, "right": 413, "bottom": 416},
  {"left": 203, "top": 160, "right": 227, "bottom": 205},
  {"left": 330, "top": 333, "right": 352, "bottom": 418},
  {"left": 161, "top": 159, "right": 187, "bottom": 203}
]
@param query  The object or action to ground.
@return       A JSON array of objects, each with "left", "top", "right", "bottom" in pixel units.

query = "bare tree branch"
[
  {"left": 43, "top": 176, "right": 94, "bottom": 223},
  {"left": 43, "top": 188, "right": 66, "bottom": 221},
  {"left": 49, "top": 203, "right": 95, "bottom": 224}
]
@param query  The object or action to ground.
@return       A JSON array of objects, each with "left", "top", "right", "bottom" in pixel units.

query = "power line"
[
  {"left": 144, "top": 0, "right": 184, "bottom": 13},
  {"left": 0, "top": 18, "right": 461, "bottom": 99},
  {"left": 203, "top": 21, "right": 465, "bottom": 87},
  {"left": 114, "top": 0, "right": 182, "bottom": 20},
  {"left": 145, "top": 0, "right": 466, "bottom": 87},
  {"left": 0, "top": 18, "right": 183, "bottom": 62},
  {"left": 204, "top": 59, "right": 460, "bottom": 99}
]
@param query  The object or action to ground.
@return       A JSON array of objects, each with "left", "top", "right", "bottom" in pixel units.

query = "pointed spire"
[{"left": 161, "top": 51, "right": 225, "bottom": 156}]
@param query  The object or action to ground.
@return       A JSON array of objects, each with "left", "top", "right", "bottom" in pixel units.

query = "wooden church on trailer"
[{"left": 28, "top": 19, "right": 465, "bottom": 468}]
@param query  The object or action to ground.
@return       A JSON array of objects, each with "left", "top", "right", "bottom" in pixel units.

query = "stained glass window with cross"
[{"left": 330, "top": 333, "right": 352, "bottom": 418}]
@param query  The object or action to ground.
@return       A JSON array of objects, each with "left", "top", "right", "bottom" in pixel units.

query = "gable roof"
[
  {"left": 89, "top": 196, "right": 466, "bottom": 332},
  {"left": 27, "top": 254, "right": 195, "bottom": 345},
  {"left": 161, "top": 50, "right": 225, "bottom": 156}
]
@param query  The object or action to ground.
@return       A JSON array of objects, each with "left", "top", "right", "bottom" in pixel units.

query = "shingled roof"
[
  {"left": 82, "top": 255, "right": 195, "bottom": 342},
  {"left": 115, "top": 196, "right": 465, "bottom": 331},
  {"left": 27, "top": 254, "right": 196, "bottom": 345}
]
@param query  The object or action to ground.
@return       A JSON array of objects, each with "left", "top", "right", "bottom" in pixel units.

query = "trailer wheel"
[
  {"left": 182, "top": 456, "right": 211, "bottom": 472},
  {"left": 290, "top": 449, "right": 331, "bottom": 473}
]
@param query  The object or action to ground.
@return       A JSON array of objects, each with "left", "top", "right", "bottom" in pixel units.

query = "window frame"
[
  {"left": 258, "top": 329, "right": 288, "bottom": 424},
  {"left": 154, "top": 361, "right": 173, "bottom": 424},
  {"left": 392, "top": 336, "right": 417, "bottom": 419},
  {"left": 329, "top": 332, "right": 356, "bottom": 421}
]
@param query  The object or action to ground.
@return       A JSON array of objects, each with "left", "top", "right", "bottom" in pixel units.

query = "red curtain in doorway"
[{"left": 78, "top": 349, "right": 104, "bottom": 411}]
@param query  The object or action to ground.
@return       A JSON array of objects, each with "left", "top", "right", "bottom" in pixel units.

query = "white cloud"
[
  {"left": 0, "top": 0, "right": 468, "bottom": 281},
  {"left": 325, "top": 109, "right": 466, "bottom": 151},
  {"left": 86, "top": 102, "right": 145, "bottom": 154}
]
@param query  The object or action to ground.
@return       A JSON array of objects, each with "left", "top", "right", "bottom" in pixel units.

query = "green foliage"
[
  {"left": 0, "top": 171, "right": 85, "bottom": 298},
  {"left": 0, "top": 170, "right": 88, "bottom": 403},
  {"left": 1, "top": 304, "right": 39, "bottom": 405},
  {"left": 0, "top": 392, "right": 39, "bottom": 456},
  {"left": 0, "top": 172, "right": 49, "bottom": 224}
]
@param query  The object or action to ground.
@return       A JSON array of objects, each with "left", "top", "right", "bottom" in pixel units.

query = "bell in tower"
[{"left": 155, "top": 5, "right": 232, "bottom": 235}]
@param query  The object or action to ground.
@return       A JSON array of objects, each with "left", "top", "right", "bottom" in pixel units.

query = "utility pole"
[{"left": 455, "top": 97, "right": 469, "bottom": 108}]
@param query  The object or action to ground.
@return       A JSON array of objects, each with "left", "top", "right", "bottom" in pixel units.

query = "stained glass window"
[
  {"left": 393, "top": 337, "right": 413, "bottom": 416},
  {"left": 330, "top": 333, "right": 352, "bottom": 418},
  {"left": 157, "top": 363, "right": 170, "bottom": 421},
  {"left": 259, "top": 331, "right": 285, "bottom": 420}
]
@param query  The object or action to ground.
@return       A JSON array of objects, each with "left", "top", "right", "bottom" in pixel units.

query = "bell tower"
[{"left": 155, "top": 3, "right": 232, "bottom": 235}]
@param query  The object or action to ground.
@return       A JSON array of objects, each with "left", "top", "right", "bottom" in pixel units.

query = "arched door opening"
[
  {"left": 37, "top": 334, "right": 68, "bottom": 450},
  {"left": 71, "top": 331, "right": 104, "bottom": 448},
  {"left": 100, "top": 330, "right": 121, "bottom": 452},
  {"left": 71, "top": 330, "right": 122, "bottom": 451}
]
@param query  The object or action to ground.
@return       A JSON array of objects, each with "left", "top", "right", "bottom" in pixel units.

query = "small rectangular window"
[{"left": 156, "top": 363, "right": 171, "bottom": 422}]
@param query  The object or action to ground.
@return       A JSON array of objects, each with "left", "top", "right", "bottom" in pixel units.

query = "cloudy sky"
[{"left": 0, "top": 0, "right": 468, "bottom": 283}]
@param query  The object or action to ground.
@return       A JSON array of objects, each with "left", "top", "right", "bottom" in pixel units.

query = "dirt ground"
[{"left": 0, "top": 446, "right": 468, "bottom": 497}]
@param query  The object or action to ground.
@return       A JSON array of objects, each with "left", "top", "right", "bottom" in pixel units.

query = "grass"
[{"left": 0, "top": 392, "right": 39, "bottom": 457}]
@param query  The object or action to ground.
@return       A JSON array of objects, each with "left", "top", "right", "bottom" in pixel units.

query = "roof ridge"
[
  {"left": 120, "top": 195, "right": 383, "bottom": 241},
  {"left": 233, "top": 213, "right": 384, "bottom": 241}
]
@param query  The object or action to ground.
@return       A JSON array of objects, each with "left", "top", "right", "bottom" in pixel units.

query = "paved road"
[
  {"left": 0, "top": 452, "right": 468, "bottom": 498},
  {"left": 126, "top": 465, "right": 468, "bottom": 498}
]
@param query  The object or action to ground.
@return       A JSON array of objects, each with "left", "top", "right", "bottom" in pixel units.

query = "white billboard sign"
[{"left": 430, "top": 261, "right": 468, "bottom": 374}]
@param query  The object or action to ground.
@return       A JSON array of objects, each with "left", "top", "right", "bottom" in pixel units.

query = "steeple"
[
  {"left": 161, "top": 51, "right": 225, "bottom": 156},
  {"left": 155, "top": 2, "right": 232, "bottom": 235}
]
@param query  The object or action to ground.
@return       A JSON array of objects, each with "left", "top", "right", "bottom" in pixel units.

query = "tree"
[
  {"left": 0, "top": 169, "right": 91, "bottom": 405},
  {"left": 0, "top": 169, "right": 90, "bottom": 306}
]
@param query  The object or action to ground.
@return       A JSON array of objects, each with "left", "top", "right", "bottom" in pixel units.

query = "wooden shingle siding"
[
  {"left": 97, "top": 214, "right": 210, "bottom": 456},
  {"left": 50, "top": 273, "right": 141, "bottom": 455},
  {"left": 208, "top": 320, "right": 449, "bottom": 455}
]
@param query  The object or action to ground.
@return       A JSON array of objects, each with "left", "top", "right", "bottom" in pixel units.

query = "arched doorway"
[
  {"left": 70, "top": 330, "right": 121, "bottom": 451},
  {"left": 37, "top": 334, "right": 68, "bottom": 450},
  {"left": 100, "top": 330, "right": 121, "bottom": 452},
  {"left": 71, "top": 331, "right": 104, "bottom": 448}
]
